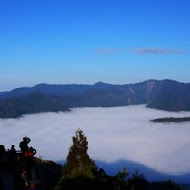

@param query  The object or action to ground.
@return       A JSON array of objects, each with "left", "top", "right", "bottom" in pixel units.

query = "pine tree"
[
  {"left": 55, "top": 129, "right": 97, "bottom": 190},
  {"left": 62, "top": 129, "right": 96, "bottom": 178}
]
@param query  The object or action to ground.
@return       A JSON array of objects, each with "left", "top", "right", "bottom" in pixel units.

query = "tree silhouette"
[
  {"left": 63, "top": 128, "right": 97, "bottom": 178},
  {"left": 128, "top": 170, "right": 147, "bottom": 190},
  {"left": 55, "top": 129, "right": 97, "bottom": 190}
]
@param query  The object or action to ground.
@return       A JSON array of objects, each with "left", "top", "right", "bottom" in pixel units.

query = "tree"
[
  {"left": 63, "top": 128, "right": 97, "bottom": 178},
  {"left": 55, "top": 129, "right": 97, "bottom": 190},
  {"left": 128, "top": 170, "right": 147, "bottom": 190}
]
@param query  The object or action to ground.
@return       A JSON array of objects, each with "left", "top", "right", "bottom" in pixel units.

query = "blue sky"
[{"left": 0, "top": 0, "right": 190, "bottom": 91}]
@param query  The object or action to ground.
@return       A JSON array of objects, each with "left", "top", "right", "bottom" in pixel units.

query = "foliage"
[
  {"left": 55, "top": 129, "right": 97, "bottom": 190},
  {"left": 35, "top": 158, "right": 62, "bottom": 190},
  {"left": 127, "top": 170, "right": 148, "bottom": 190},
  {"left": 63, "top": 128, "right": 97, "bottom": 179}
]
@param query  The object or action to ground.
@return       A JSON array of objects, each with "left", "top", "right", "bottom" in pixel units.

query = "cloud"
[
  {"left": 94, "top": 47, "right": 188, "bottom": 56},
  {"left": 95, "top": 48, "right": 119, "bottom": 55},
  {"left": 128, "top": 47, "right": 184, "bottom": 55},
  {"left": 0, "top": 105, "right": 190, "bottom": 177}
]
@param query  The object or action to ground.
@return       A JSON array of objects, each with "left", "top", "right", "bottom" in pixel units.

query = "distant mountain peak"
[
  {"left": 34, "top": 83, "right": 49, "bottom": 87},
  {"left": 94, "top": 81, "right": 105, "bottom": 84},
  {"left": 93, "top": 82, "right": 114, "bottom": 89},
  {"left": 94, "top": 81, "right": 112, "bottom": 86},
  {"left": 161, "top": 79, "right": 180, "bottom": 83}
]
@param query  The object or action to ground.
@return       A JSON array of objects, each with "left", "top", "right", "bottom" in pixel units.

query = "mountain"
[
  {"left": 0, "top": 79, "right": 190, "bottom": 118},
  {"left": 0, "top": 92, "right": 7, "bottom": 96},
  {"left": 146, "top": 80, "right": 190, "bottom": 111},
  {"left": 0, "top": 83, "right": 91, "bottom": 99},
  {"left": 0, "top": 93, "right": 70, "bottom": 118}
]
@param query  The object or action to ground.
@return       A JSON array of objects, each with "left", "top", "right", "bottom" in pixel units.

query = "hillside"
[
  {"left": 146, "top": 80, "right": 190, "bottom": 111},
  {"left": 0, "top": 93, "right": 70, "bottom": 118},
  {"left": 152, "top": 117, "right": 190, "bottom": 123},
  {"left": 0, "top": 79, "right": 190, "bottom": 118}
]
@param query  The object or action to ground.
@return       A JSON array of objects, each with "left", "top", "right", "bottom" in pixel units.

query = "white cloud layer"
[{"left": 0, "top": 105, "right": 190, "bottom": 175}]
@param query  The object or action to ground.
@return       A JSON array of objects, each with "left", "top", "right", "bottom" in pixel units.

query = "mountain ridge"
[
  {"left": 0, "top": 79, "right": 188, "bottom": 98},
  {"left": 0, "top": 79, "right": 190, "bottom": 118}
]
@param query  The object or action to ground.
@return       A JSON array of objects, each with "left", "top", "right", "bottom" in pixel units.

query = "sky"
[
  {"left": 1, "top": 105, "right": 190, "bottom": 182},
  {"left": 0, "top": 0, "right": 190, "bottom": 91}
]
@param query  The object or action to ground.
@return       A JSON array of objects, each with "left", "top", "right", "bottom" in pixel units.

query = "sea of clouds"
[{"left": 0, "top": 105, "right": 190, "bottom": 176}]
